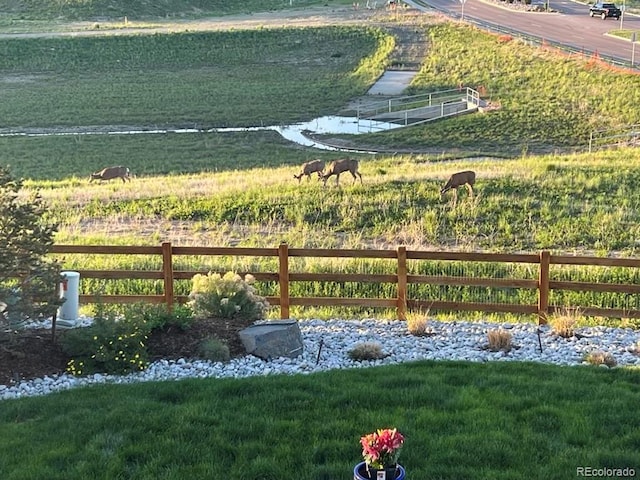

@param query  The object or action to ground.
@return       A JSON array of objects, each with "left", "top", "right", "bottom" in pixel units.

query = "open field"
[
  {"left": 1, "top": 14, "right": 639, "bottom": 252},
  {"left": 1, "top": 4, "right": 639, "bottom": 480},
  {"left": 2, "top": 4, "right": 640, "bottom": 320}
]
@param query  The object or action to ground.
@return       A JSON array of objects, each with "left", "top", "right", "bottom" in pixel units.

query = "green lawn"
[{"left": 1, "top": 361, "right": 639, "bottom": 480}]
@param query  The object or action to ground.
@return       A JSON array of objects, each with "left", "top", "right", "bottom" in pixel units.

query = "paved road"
[{"left": 406, "top": 0, "right": 640, "bottom": 65}]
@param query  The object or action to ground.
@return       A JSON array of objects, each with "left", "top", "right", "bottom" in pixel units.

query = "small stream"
[{"left": 0, "top": 115, "right": 402, "bottom": 153}]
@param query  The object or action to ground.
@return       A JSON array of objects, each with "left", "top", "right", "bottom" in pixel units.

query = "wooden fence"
[{"left": 49, "top": 243, "right": 640, "bottom": 324}]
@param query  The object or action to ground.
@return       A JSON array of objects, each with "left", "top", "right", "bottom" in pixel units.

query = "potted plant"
[{"left": 354, "top": 428, "right": 406, "bottom": 480}]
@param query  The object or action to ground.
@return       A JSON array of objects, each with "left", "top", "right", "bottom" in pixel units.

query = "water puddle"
[{"left": 0, "top": 115, "right": 401, "bottom": 153}]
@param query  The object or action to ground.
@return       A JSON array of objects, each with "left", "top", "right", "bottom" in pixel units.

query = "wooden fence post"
[
  {"left": 162, "top": 242, "right": 174, "bottom": 310},
  {"left": 538, "top": 250, "right": 550, "bottom": 325},
  {"left": 278, "top": 242, "right": 290, "bottom": 319},
  {"left": 397, "top": 245, "right": 407, "bottom": 321}
]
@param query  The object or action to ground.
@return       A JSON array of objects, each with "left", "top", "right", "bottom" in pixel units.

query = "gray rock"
[{"left": 239, "top": 320, "right": 304, "bottom": 360}]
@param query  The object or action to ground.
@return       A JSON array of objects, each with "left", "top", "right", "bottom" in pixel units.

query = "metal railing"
[
  {"left": 588, "top": 123, "right": 640, "bottom": 152},
  {"left": 410, "top": 0, "right": 640, "bottom": 71},
  {"left": 355, "top": 87, "right": 480, "bottom": 130}
]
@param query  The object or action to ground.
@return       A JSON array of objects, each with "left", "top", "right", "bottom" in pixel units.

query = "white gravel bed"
[{"left": 1, "top": 318, "right": 638, "bottom": 401}]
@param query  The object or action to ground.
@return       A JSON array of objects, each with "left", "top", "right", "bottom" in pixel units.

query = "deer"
[
  {"left": 440, "top": 170, "right": 475, "bottom": 205},
  {"left": 294, "top": 159, "right": 325, "bottom": 183},
  {"left": 89, "top": 166, "right": 131, "bottom": 183},
  {"left": 319, "top": 158, "right": 362, "bottom": 186}
]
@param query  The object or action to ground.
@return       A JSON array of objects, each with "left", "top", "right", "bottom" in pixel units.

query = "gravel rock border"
[{"left": 1, "top": 318, "right": 638, "bottom": 401}]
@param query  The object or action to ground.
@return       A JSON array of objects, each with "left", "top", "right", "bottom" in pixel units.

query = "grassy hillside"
[
  {"left": 1, "top": 17, "right": 638, "bottom": 254},
  {"left": 2, "top": 10, "right": 640, "bottom": 318},
  {"left": 339, "top": 23, "right": 640, "bottom": 153},
  {"left": 26, "top": 149, "right": 640, "bottom": 254},
  {"left": 0, "top": 0, "right": 352, "bottom": 20},
  {"left": 0, "top": 27, "right": 390, "bottom": 128}
]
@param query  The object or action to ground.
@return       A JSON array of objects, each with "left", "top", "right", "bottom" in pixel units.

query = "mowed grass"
[{"left": 1, "top": 361, "right": 639, "bottom": 480}]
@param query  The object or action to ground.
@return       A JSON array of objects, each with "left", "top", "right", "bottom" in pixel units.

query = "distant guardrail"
[{"left": 409, "top": 0, "right": 640, "bottom": 71}]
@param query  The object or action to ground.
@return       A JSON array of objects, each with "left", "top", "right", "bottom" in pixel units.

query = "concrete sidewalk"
[{"left": 366, "top": 70, "right": 418, "bottom": 95}]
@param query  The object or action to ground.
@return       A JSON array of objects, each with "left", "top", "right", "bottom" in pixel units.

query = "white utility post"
[
  {"left": 460, "top": 0, "right": 467, "bottom": 21},
  {"left": 620, "top": 0, "right": 625, "bottom": 30},
  {"left": 632, "top": 31, "right": 637, "bottom": 66}
]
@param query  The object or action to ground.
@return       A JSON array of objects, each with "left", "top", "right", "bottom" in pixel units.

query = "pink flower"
[{"left": 360, "top": 428, "right": 404, "bottom": 469}]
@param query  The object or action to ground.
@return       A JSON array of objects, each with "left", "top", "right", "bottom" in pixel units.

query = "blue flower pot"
[{"left": 353, "top": 462, "right": 406, "bottom": 480}]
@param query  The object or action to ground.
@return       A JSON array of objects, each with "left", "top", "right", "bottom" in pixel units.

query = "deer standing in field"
[
  {"left": 294, "top": 159, "right": 325, "bottom": 183},
  {"left": 319, "top": 158, "right": 362, "bottom": 186},
  {"left": 440, "top": 170, "right": 475, "bottom": 206},
  {"left": 89, "top": 166, "right": 131, "bottom": 183}
]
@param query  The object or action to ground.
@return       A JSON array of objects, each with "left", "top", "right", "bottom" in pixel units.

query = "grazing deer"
[
  {"left": 89, "top": 166, "right": 131, "bottom": 183},
  {"left": 319, "top": 158, "right": 362, "bottom": 186},
  {"left": 294, "top": 159, "right": 325, "bottom": 183},
  {"left": 440, "top": 170, "right": 475, "bottom": 205}
]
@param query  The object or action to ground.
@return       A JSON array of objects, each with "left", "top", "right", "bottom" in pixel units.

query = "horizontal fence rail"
[{"left": 48, "top": 243, "right": 640, "bottom": 324}]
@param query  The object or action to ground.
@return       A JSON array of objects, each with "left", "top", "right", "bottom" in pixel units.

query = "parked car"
[{"left": 589, "top": 2, "right": 622, "bottom": 19}]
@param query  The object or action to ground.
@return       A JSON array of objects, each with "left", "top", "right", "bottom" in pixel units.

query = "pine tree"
[{"left": 0, "top": 166, "right": 63, "bottom": 330}]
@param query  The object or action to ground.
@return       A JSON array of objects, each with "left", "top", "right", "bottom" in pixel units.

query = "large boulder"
[{"left": 238, "top": 320, "right": 303, "bottom": 360}]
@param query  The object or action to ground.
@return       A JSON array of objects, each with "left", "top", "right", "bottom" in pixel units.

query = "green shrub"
[
  {"left": 125, "top": 303, "right": 194, "bottom": 331},
  {"left": 187, "top": 271, "right": 269, "bottom": 321},
  {"left": 197, "top": 337, "right": 231, "bottom": 363},
  {"left": 60, "top": 310, "right": 150, "bottom": 376}
]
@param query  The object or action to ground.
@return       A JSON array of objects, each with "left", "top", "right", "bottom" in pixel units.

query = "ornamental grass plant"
[
  {"left": 348, "top": 341, "right": 388, "bottom": 361},
  {"left": 584, "top": 350, "right": 617, "bottom": 368},
  {"left": 406, "top": 310, "right": 431, "bottom": 336},
  {"left": 486, "top": 329, "right": 513, "bottom": 352},
  {"left": 196, "top": 337, "right": 231, "bottom": 363},
  {"left": 187, "top": 272, "right": 269, "bottom": 321},
  {"left": 549, "top": 308, "right": 580, "bottom": 339}
]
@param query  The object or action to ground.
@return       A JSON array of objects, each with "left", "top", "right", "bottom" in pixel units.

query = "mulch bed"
[{"left": 0, "top": 316, "right": 256, "bottom": 387}]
